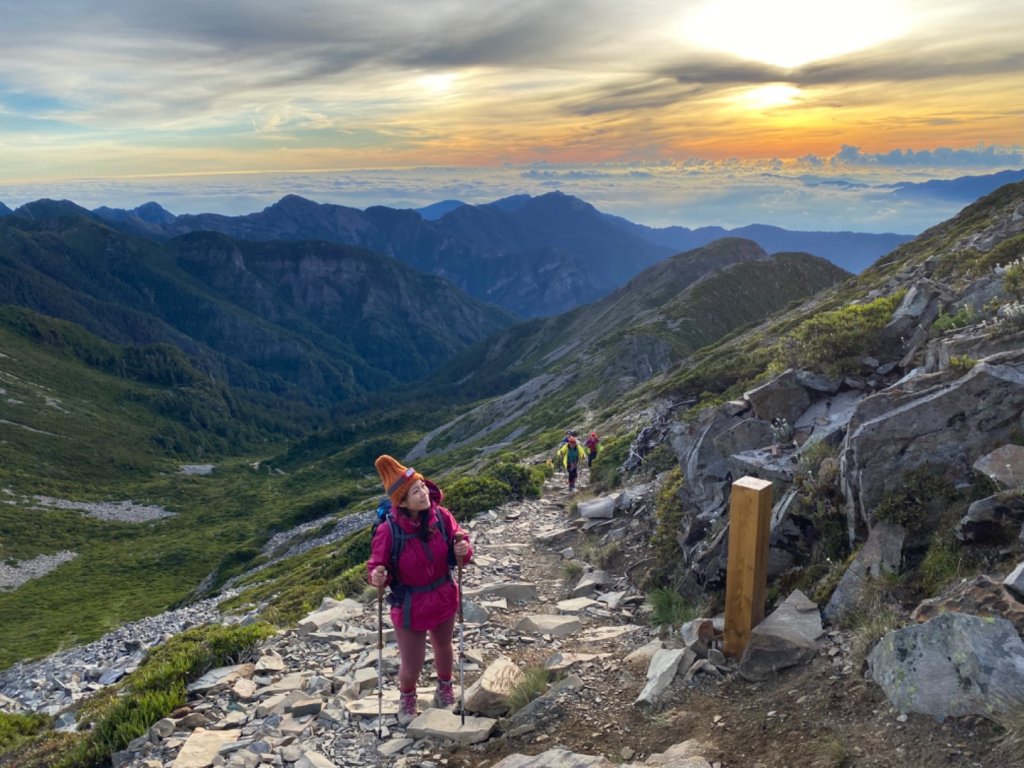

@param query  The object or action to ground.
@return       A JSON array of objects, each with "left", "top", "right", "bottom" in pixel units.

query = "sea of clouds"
[{"left": 2, "top": 148, "right": 1022, "bottom": 236}]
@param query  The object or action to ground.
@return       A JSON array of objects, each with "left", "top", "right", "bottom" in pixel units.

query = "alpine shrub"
[
  {"left": 487, "top": 461, "right": 543, "bottom": 499},
  {"left": 444, "top": 476, "right": 511, "bottom": 519}
]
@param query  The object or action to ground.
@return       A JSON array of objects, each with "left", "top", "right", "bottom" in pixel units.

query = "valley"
[{"left": 2, "top": 181, "right": 1024, "bottom": 767}]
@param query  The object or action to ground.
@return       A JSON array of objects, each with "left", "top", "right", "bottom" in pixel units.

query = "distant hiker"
[
  {"left": 585, "top": 431, "right": 600, "bottom": 468},
  {"left": 368, "top": 455, "right": 472, "bottom": 725},
  {"left": 557, "top": 435, "right": 581, "bottom": 491},
  {"left": 554, "top": 430, "right": 576, "bottom": 471}
]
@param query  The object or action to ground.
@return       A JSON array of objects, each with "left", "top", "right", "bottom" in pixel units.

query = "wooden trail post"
[{"left": 723, "top": 475, "right": 773, "bottom": 658}]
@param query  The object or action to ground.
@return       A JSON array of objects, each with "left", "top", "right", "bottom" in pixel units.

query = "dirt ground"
[{"left": 442, "top": 469, "right": 1021, "bottom": 768}]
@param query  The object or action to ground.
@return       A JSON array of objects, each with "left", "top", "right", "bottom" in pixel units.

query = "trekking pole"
[
  {"left": 455, "top": 533, "right": 466, "bottom": 725},
  {"left": 376, "top": 581, "right": 384, "bottom": 738}
]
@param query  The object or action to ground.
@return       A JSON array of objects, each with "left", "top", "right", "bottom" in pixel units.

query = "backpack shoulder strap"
[
  {"left": 387, "top": 514, "right": 406, "bottom": 580},
  {"left": 436, "top": 508, "right": 457, "bottom": 567},
  {"left": 387, "top": 509, "right": 457, "bottom": 578}
]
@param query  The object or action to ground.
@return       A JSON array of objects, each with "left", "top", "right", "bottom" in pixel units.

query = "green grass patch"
[
  {"left": 647, "top": 586, "right": 697, "bottom": 629},
  {"left": 506, "top": 666, "right": 551, "bottom": 714},
  {"left": 0, "top": 712, "right": 51, "bottom": 755},
  {"left": 60, "top": 622, "right": 272, "bottom": 768},
  {"left": 649, "top": 468, "right": 685, "bottom": 587}
]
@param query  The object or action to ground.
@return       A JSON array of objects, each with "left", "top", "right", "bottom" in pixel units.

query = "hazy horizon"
[{"left": 3, "top": 158, "right": 1023, "bottom": 235}]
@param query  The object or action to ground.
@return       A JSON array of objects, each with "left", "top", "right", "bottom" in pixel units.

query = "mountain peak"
[
  {"left": 267, "top": 194, "right": 319, "bottom": 213},
  {"left": 15, "top": 198, "right": 95, "bottom": 221},
  {"left": 133, "top": 201, "right": 176, "bottom": 224},
  {"left": 416, "top": 199, "right": 466, "bottom": 220}
]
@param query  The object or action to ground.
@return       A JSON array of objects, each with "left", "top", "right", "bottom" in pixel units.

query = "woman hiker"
[{"left": 368, "top": 455, "right": 473, "bottom": 725}]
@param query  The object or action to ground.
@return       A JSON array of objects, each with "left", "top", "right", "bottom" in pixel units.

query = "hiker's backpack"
[{"left": 566, "top": 443, "right": 580, "bottom": 466}]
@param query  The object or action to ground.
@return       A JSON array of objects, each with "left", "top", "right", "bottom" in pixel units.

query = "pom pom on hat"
[{"left": 375, "top": 454, "right": 424, "bottom": 506}]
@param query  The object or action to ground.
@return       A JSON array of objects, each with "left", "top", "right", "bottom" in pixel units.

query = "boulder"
[
  {"left": 955, "top": 494, "right": 1024, "bottom": 544},
  {"left": 973, "top": 444, "right": 1024, "bottom": 488},
  {"left": 868, "top": 612, "right": 1024, "bottom": 722},
  {"left": 463, "top": 657, "right": 524, "bottom": 717},
  {"left": 911, "top": 575, "right": 1024, "bottom": 636},
  {"left": 578, "top": 496, "right": 616, "bottom": 519},
  {"left": 743, "top": 369, "right": 810, "bottom": 425}
]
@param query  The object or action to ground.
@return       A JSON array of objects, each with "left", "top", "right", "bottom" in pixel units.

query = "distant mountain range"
[
  {"left": 889, "top": 168, "right": 1024, "bottom": 201},
  {"left": 0, "top": 202, "right": 516, "bottom": 408},
  {"left": 52, "top": 191, "right": 903, "bottom": 317}
]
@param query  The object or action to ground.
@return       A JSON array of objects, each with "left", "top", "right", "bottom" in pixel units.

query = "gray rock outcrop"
[{"left": 868, "top": 611, "right": 1024, "bottom": 722}]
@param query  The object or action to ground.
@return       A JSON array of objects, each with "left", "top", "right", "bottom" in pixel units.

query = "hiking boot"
[
  {"left": 433, "top": 679, "right": 456, "bottom": 709},
  {"left": 397, "top": 690, "right": 418, "bottom": 725}
]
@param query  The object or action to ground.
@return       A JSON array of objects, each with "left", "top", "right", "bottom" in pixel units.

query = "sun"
[
  {"left": 680, "top": 0, "right": 913, "bottom": 69},
  {"left": 419, "top": 73, "right": 458, "bottom": 94},
  {"left": 737, "top": 84, "right": 802, "bottom": 110}
]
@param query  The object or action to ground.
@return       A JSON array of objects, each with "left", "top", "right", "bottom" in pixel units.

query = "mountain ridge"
[{"left": 70, "top": 191, "right": 911, "bottom": 316}]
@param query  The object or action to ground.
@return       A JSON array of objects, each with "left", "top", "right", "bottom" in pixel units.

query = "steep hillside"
[
  {"left": 4, "top": 183, "right": 1024, "bottom": 768},
  {"left": 405, "top": 239, "right": 849, "bottom": 457},
  {"left": 0, "top": 209, "right": 516, "bottom": 405},
  {"left": 0, "top": 308, "right": 329, "bottom": 667},
  {"left": 617, "top": 219, "right": 912, "bottom": 274}
]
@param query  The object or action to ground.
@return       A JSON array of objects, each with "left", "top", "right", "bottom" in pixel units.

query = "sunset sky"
[{"left": 1, "top": 0, "right": 1022, "bottom": 233}]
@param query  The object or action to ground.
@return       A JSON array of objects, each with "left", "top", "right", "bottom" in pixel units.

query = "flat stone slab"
[
  {"left": 406, "top": 708, "right": 497, "bottom": 744},
  {"left": 578, "top": 624, "right": 643, "bottom": 642},
  {"left": 464, "top": 582, "right": 539, "bottom": 603},
  {"left": 514, "top": 615, "right": 582, "bottom": 637},
  {"left": 186, "top": 664, "right": 254, "bottom": 694},
  {"left": 543, "top": 651, "right": 607, "bottom": 672},
  {"left": 377, "top": 737, "right": 414, "bottom": 756},
  {"left": 557, "top": 597, "right": 599, "bottom": 613},
  {"left": 534, "top": 527, "right": 577, "bottom": 545},
  {"left": 297, "top": 599, "right": 365, "bottom": 633},
  {"left": 255, "top": 672, "right": 309, "bottom": 696},
  {"left": 172, "top": 728, "right": 240, "bottom": 768},
  {"left": 346, "top": 689, "right": 400, "bottom": 716}
]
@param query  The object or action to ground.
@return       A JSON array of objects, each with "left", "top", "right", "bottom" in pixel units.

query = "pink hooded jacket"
[{"left": 367, "top": 479, "right": 473, "bottom": 631}]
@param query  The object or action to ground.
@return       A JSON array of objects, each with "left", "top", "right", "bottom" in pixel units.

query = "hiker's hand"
[
  {"left": 370, "top": 565, "right": 387, "bottom": 587},
  {"left": 453, "top": 538, "right": 469, "bottom": 560}
]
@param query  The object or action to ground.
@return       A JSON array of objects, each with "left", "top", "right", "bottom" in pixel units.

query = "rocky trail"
[{"left": 2, "top": 467, "right": 1019, "bottom": 768}]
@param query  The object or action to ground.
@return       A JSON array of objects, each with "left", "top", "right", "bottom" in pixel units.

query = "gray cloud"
[
  {"left": 796, "top": 40, "right": 1024, "bottom": 85},
  {"left": 832, "top": 144, "right": 1024, "bottom": 168}
]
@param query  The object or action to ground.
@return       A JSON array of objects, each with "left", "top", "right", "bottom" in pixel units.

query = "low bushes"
[
  {"left": 444, "top": 460, "right": 547, "bottom": 519},
  {"left": 5, "top": 622, "right": 274, "bottom": 768}
]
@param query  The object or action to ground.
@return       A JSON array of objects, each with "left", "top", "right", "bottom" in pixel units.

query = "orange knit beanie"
[{"left": 375, "top": 454, "right": 424, "bottom": 507}]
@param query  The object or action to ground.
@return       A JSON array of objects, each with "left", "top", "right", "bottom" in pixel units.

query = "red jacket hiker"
[{"left": 367, "top": 478, "right": 473, "bottom": 631}]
